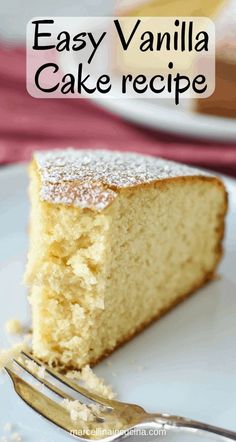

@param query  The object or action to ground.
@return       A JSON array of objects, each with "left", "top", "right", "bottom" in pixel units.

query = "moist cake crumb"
[
  {"left": 24, "top": 359, "right": 45, "bottom": 379},
  {"left": 61, "top": 399, "right": 124, "bottom": 434},
  {"left": 66, "top": 365, "right": 116, "bottom": 400},
  {"left": 62, "top": 399, "right": 99, "bottom": 423},
  {"left": 0, "top": 339, "right": 30, "bottom": 370}
]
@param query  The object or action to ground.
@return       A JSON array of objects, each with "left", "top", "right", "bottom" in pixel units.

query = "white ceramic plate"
[
  {"left": 88, "top": 97, "right": 236, "bottom": 142},
  {"left": 0, "top": 163, "right": 236, "bottom": 442}
]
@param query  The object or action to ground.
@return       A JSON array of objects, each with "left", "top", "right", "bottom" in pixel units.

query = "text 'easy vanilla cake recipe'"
[{"left": 24, "top": 149, "right": 227, "bottom": 369}]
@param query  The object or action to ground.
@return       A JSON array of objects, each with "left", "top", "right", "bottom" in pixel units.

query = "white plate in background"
[
  {"left": 88, "top": 97, "right": 236, "bottom": 142},
  {"left": 59, "top": 18, "right": 236, "bottom": 143},
  {"left": 0, "top": 163, "right": 236, "bottom": 441}
]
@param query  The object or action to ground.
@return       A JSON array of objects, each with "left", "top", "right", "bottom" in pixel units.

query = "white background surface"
[{"left": 0, "top": 163, "right": 235, "bottom": 441}]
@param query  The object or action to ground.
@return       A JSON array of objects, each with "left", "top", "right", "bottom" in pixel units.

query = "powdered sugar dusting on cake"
[
  {"left": 35, "top": 149, "right": 210, "bottom": 211},
  {"left": 41, "top": 181, "right": 117, "bottom": 211}
]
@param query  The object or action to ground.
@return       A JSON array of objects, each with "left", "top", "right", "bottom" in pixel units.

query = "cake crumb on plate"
[
  {"left": 0, "top": 336, "right": 30, "bottom": 370},
  {"left": 5, "top": 319, "right": 23, "bottom": 335},
  {"left": 3, "top": 423, "right": 12, "bottom": 433},
  {"left": 11, "top": 433, "right": 22, "bottom": 442}
]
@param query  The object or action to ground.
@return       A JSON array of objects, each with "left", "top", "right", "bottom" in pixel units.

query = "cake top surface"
[{"left": 35, "top": 149, "right": 211, "bottom": 211}]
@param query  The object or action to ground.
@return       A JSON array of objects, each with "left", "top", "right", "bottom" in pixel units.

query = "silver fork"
[{"left": 4, "top": 351, "right": 236, "bottom": 441}]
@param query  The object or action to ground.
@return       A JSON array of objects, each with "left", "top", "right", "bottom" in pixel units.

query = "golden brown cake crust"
[{"left": 33, "top": 149, "right": 222, "bottom": 211}]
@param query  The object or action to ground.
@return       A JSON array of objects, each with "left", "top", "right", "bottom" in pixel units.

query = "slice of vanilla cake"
[{"left": 24, "top": 149, "right": 227, "bottom": 368}]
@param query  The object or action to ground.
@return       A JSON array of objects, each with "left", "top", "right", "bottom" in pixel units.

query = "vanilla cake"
[{"left": 24, "top": 149, "right": 227, "bottom": 368}]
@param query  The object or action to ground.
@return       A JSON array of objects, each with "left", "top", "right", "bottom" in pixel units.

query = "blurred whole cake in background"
[{"left": 116, "top": 0, "right": 236, "bottom": 119}]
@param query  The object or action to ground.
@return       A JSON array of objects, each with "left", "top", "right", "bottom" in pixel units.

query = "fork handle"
[{"left": 147, "top": 413, "right": 236, "bottom": 441}]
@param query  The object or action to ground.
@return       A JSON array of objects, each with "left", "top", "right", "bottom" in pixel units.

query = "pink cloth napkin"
[{"left": 0, "top": 44, "right": 236, "bottom": 177}]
